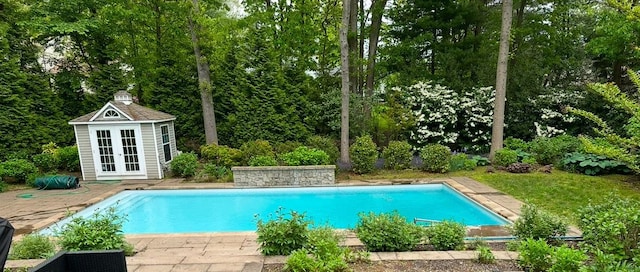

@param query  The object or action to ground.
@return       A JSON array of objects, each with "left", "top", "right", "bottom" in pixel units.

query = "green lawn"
[{"left": 339, "top": 167, "right": 640, "bottom": 223}]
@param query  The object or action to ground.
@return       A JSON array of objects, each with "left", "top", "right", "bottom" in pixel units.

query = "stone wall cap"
[{"left": 232, "top": 165, "right": 336, "bottom": 171}]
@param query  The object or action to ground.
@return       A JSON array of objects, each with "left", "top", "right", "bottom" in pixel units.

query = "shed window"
[
  {"left": 161, "top": 125, "right": 172, "bottom": 162},
  {"left": 103, "top": 109, "right": 120, "bottom": 118}
]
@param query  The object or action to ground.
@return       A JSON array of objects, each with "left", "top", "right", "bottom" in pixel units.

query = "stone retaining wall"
[{"left": 231, "top": 165, "right": 336, "bottom": 187}]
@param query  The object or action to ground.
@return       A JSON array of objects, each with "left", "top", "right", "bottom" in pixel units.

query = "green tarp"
[{"left": 34, "top": 175, "right": 79, "bottom": 190}]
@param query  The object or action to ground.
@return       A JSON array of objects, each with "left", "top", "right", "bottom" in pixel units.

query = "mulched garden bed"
[{"left": 264, "top": 260, "right": 521, "bottom": 272}]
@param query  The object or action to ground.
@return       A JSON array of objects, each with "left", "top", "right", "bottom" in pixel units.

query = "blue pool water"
[{"left": 42, "top": 184, "right": 508, "bottom": 234}]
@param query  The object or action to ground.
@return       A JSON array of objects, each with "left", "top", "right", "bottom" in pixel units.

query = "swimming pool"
[{"left": 42, "top": 184, "right": 509, "bottom": 234}]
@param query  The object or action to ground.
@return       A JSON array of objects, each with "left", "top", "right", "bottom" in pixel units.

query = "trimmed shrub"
[
  {"left": 57, "top": 207, "right": 134, "bottom": 255},
  {"left": 170, "top": 152, "right": 198, "bottom": 177},
  {"left": 518, "top": 238, "right": 553, "bottom": 272},
  {"left": 355, "top": 211, "right": 423, "bottom": 252},
  {"left": 0, "top": 159, "right": 37, "bottom": 183},
  {"left": 273, "top": 141, "right": 303, "bottom": 155},
  {"left": 306, "top": 136, "right": 339, "bottom": 164},
  {"left": 200, "top": 144, "right": 242, "bottom": 168},
  {"left": 510, "top": 203, "right": 568, "bottom": 241},
  {"left": 425, "top": 220, "right": 466, "bottom": 250},
  {"left": 381, "top": 141, "right": 413, "bottom": 170},
  {"left": 578, "top": 196, "right": 640, "bottom": 260},
  {"left": 32, "top": 153, "right": 59, "bottom": 173},
  {"left": 529, "top": 135, "right": 582, "bottom": 166},
  {"left": 493, "top": 149, "right": 518, "bottom": 167},
  {"left": 505, "top": 137, "right": 530, "bottom": 151},
  {"left": 550, "top": 245, "right": 587, "bottom": 272},
  {"left": 255, "top": 208, "right": 311, "bottom": 256},
  {"left": 280, "top": 146, "right": 330, "bottom": 166},
  {"left": 248, "top": 155, "right": 278, "bottom": 166},
  {"left": 463, "top": 159, "right": 478, "bottom": 170},
  {"left": 8, "top": 234, "right": 56, "bottom": 260},
  {"left": 522, "top": 156, "right": 538, "bottom": 165},
  {"left": 57, "top": 145, "right": 80, "bottom": 172},
  {"left": 419, "top": 144, "right": 451, "bottom": 173},
  {"left": 349, "top": 135, "right": 378, "bottom": 174},
  {"left": 240, "top": 140, "right": 274, "bottom": 165},
  {"left": 449, "top": 154, "right": 471, "bottom": 172}
]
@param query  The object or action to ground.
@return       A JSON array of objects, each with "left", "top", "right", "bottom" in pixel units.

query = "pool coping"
[{"left": 29, "top": 178, "right": 522, "bottom": 236}]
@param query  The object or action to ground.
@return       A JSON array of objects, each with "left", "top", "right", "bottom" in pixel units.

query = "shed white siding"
[
  {"left": 140, "top": 124, "right": 160, "bottom": 179},
  {"left": 74, "top": 125, "right": 96, "bottom": 181}
]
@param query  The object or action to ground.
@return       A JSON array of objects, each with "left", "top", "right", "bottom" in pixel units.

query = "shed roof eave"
[{"left": 68, "top": 118, "right": 176, "bottom": 125}]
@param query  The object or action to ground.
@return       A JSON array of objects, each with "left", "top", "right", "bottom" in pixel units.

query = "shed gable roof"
[{"left": 69, "top": 101, "right": 176, "bottom": 124}]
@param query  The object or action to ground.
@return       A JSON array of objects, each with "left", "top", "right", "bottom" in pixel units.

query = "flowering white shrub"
[
  {"left": 529, "top": 88, "right": 583, "bottom": 137},
  {"left": 397, "top": 81, "right": 495, "bottom": 150}
]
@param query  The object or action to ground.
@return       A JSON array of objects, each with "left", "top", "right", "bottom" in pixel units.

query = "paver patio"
[{"left": 2, "top": 178, "right": 530, "bottom": 271}]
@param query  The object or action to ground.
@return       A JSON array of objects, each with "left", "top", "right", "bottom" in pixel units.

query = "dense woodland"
[{"left": 1, "top": 0, "right": 639, "bottom": 160}]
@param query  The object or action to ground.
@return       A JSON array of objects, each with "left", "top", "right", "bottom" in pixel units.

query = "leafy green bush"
[
  {"left": 529, "top": 135, "right": 582, "bottom": 166},
  {"left": 419, "top": 144, "right": 451, "bottom": 173},
  {"left": 8, "top": 234, "right": 56, "bottom": 259},
  {"left": 449, "top": 154, "right": 474, "bottom": 171},
  {"left": 463, "top": 159, "right": 478, "bottom": 170},
  {"left": 248, "top": 155, "right": 278, "bottom": 166},
  {"left": 425, "top": 220, "right": 466, "bottom": 250},
  {"left": 0, "top": 180, "right": 6, "bottom": 193},
  {"left": 32, "top": 153, "right": 59, "bottom": 173},
  {"left": 200, "top": 144, "right": 242, "bottom": 168},
  {"left": 0, "top": 159, "right": 37, "bottom": 183},
  {"left": 522, "top": 156, "right": 538, "bottom": 165},
  {"left": 355, "top": 211, "right": 423, "bottom": 252},
  {"left": 549, "top": 245, "right": 587, "bottom": 272},
  {"left": 476, "top": 246, "right": 495, "bottom": 264},
  {"left": 518, "top": 238, "right": 553, "bottom": 272},
  {"left": 493, "top": 149, "right": 518, "bottom": 167},
  {"left": 471, "top": 155, "right": 490, "bottom": 166},
  {"left": 561, "top": 152, "right": 630, "bottom": 175},
  {"left": 510, "top": 203, "right": 568, "bottom": 241},
  {"left": 285, "top": 226, "right": 350, "bottom": 272},
  {"left": 56, "top": 146, "right": 80, "bottom": 172},
  {"left": 255, "top": 208, "right": 311, "bottom": 256},
  {"left": 274, "top": 141, "right": 303, "bottom": 155},
  {"left": 349, "top": 135, "right": 378, "bottom": 174},
  {"left": 280, "top": 146, "right": 330, "bottom": 166},
  {"left": 381, "top": 141, "right": 413, "bottom": 170},
  {"left": 57, "top": 207, "right": 133, "bottom": 255},
  {"left": 240, "top": 140, "right": 275, "bottom": 165},
  {"left": 505, "top": 137, "right": 530, "bottom": 151},
  {"left": 578, "top": 196, "right": 640, "bottom": 260},
  {"left": 306, "top": 136, "right": 339, "bottom": 164},
  {"left": 580, "top": 250, "right": 639, "bottom": 272},
  {"left": 195, "top": 163, "right": 232, "bottom": 182},
  {"left": 170, "top": 152, "right": 198, "bottom": 177}
]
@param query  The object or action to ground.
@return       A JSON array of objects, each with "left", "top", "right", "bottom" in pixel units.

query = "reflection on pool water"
[{"left": 42, "top": 184, "right": 509, "bottom": 234}]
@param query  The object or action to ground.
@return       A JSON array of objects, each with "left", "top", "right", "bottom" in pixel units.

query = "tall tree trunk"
[
  {"left": 188, "top": 0, "right": 218, "bottom": 145},
  {"left": 348, "top": 0, "right": 358, "bottom": 94},
  {"left": 364, "top": 0, "right": 388, "bottom": 102},
  {"left": 489, "top": 0, "right": 513, "bottom": 160},
  {"left": 340, "top": 0, "right": 351, "bottom": 164}
]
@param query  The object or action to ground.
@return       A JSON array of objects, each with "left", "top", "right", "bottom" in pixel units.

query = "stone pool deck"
[{"left": 1, "top": 177, "right": 575, "bottom": 271}]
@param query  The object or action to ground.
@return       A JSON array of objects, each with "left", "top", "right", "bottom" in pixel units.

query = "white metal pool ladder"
[{"left": 413, "top": 218, "right": 441, "bottom": 226}]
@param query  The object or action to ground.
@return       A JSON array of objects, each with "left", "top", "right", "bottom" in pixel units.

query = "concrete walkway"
[{"left": 2, "top": 178, "right": 528, "bottom": 271}]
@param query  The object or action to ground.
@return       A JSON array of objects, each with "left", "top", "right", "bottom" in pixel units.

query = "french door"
[{"left": 90, "top": 125, "right": 146, "bottom": 177}]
